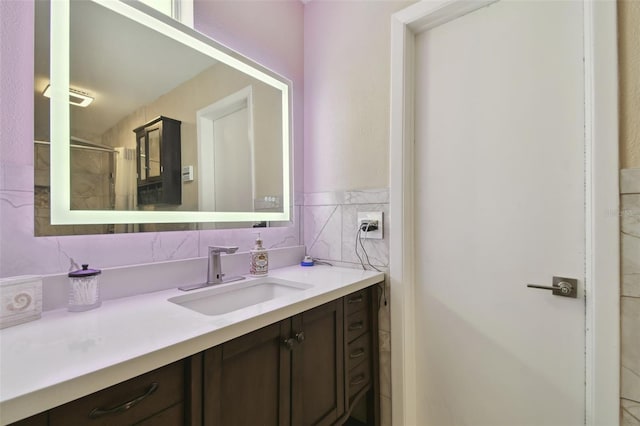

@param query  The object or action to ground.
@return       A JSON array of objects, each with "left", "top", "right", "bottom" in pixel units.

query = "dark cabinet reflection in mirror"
[{"left": 134, "top": 116, "right": 182, "bottom": 206}]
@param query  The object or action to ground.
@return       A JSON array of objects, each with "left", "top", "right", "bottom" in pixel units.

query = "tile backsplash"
[
  {"left": 303, "top": 188, "right": 389, "bottom": 269},
  {"left": 621, "top": 168, "right": 640, "bottom": 426},
  {"left": 302, "top": 187, "right": 391, "bottom": 426}
]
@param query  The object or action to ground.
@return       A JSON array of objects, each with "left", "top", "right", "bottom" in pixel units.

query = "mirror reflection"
[{"left": 34, "top": 0, "right": 291, "bottom": 236}]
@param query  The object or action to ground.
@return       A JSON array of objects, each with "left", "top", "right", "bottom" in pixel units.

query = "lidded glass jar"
[{"left": 68, "top": 264, "right": 101, "bottom": 312}]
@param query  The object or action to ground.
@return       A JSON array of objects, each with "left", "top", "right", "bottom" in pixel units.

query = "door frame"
[
  {"left": 388, "top": 1, "right": 620, "bottom": 425},
  {"left": 197, "top": 86, "right": 256, "bottom": 214}
]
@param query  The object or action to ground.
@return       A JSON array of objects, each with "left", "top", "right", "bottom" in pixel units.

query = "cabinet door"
[
  {"left": 203, "top": 320, "right": 291, "bottom": 426},
  {"left": 291, "top": 299, "right": 345, "bottom": 426},
  {"left": 137, "top": 133, "right": 146, "bottom": 182},
  {"left": 8, "top": 412, "right": 47, "bottom": 426},
  {"left": 146, "top": 126, "right": 161, "bottom": 180}
]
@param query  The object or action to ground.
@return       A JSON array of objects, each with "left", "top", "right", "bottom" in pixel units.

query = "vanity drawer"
[
  {"left": 345, "top": 289, "right": 369, "bottom": 316},
  {"left": 347, "top": 332, "right": 370, "bottom": 370},
  {"left": 49, "top": 360, "right": 186, "bottom": 425},
  {"left": 346, "top": 307, "right": 370, "bottom": 343},
  {"left": 347, "top": 354, "right": 371, "bottom": 402}
]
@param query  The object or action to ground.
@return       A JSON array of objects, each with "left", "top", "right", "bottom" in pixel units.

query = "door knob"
[{"left": 527, "top": 276, "right": 578, "bottom": 298}]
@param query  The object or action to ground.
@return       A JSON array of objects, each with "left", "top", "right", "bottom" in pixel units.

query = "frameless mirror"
[{"left": 34, "top": 0, "right": 291, "bottom": 235}]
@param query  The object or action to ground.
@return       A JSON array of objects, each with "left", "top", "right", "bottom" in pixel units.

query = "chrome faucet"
[
  {"left": 206, "top": 246, "right": 243, "bottom": 284},
  {"left": 179, "top": 246, "right": 245, "bottom": 291}
]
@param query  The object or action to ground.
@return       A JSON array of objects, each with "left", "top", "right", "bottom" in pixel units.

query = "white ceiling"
[{"left": 34, "top": 1, "right": 216, "bottom": 141}]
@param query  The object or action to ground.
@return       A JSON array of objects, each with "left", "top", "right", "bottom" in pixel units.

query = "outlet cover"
[{"left": 357, "top": 211, "right": 383, "bottom": 240}]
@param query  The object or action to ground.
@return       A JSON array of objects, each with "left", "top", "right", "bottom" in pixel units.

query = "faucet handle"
[{"left": 208, "top": 246, "right": 239, "bottom": 254}]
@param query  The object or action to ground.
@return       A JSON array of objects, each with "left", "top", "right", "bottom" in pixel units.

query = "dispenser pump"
[
  {"left": 254, "top": 233, "right": 264, "bottom": 250},
  {"left": 250, "top": 233, "right": 269, "bottom": 276}
]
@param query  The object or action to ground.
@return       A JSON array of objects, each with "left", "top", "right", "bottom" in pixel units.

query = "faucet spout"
[
  {"left": 179, "top": 246, "right": 244, "bottom": 291},
  {"left": 207, "top": 246, "right": 239, "bottom": 285}
]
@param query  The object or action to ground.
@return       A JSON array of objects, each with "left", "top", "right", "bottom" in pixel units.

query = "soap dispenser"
[{"left": 249, "top": 233, "right": 269, "bottom": 276}]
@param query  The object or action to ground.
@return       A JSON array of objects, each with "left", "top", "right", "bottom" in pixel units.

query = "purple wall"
[{"left": 0, "top": 0, "right": 304, "bottom": 278}]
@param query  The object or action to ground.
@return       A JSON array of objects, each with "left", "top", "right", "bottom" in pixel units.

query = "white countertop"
[{"left": 0, "top": 264, "right": 384, "bottom": 425}]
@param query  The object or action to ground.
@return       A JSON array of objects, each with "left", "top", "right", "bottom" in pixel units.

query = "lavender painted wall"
[
  {"left": 0, "top": 0, "right": 304, "bottom": 278},
  {"left": 303, "top": 0, "right": 414, "bottom": 193}
]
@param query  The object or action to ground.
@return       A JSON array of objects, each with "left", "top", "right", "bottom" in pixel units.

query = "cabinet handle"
[
  {"left": 88, "top": 382, "right": 159, "bottom": 419},
  {"left": 295, "top": 331, "right": 305, "bottom": 343},
  {"left": 350, "top": 374, "right": 366, "bottom": 386},
  {"left": 347, "top": 296, "right": 363, "bottom": 304},
  {"left": 348, "top": 321, "right": 364, "bottom": 331},
  {"left": 282, "top": 337, "right": 296, "bottom": 350},
  {"left": 349, "top": 348, "right": 366, "bottom": 359}
]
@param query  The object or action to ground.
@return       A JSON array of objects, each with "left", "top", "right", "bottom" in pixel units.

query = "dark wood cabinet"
[
  {"left": 291, "top": 299, "right": 344, "bottom": 426},
  {"left": 203, "top": 286, "right": 380, "bottom": 426},
  {"left": 134, "top": 116, "right": 182, "bottom": 205},
  {"left": 9, "top": 285, "right": 380, "bottom": 426},
  {"left": 203, "top": 320, "right": 292, "bottom": 426},
  {"left": 12, "top": 355, "right": 202, "bottom": 426},
  {"left": 341, "top": 287, "right": 380, "bottom": 426},
  {"left": 203, "top": 299, "right": 345, "bottom": 426},
  {"left": 8, "top": 413, "right": 47, "bottom": 426}
]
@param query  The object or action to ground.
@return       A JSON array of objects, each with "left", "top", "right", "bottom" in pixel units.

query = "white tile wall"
[
  {"left": 302, "top": 188, "right": 391, "bottom": 425},
  {"left": 621, "top": 168, "right": 640, "bottom": 426}
]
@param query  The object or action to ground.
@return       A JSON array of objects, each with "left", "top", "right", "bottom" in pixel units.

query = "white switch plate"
[
  {"left": 357, "top": 211, "right": 383, "bottom": 240},
  {"left": 182, "top": 165, "right": 194, "bottom": 182}
]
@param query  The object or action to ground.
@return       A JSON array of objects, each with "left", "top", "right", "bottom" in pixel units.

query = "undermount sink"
[{"left": 168, "top": 277, "right": 312, "bottom": 316}]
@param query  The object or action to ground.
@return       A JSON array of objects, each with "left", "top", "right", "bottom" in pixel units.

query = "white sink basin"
[{"left": 168, "top": 277, "right": 312, "bottom": 316}]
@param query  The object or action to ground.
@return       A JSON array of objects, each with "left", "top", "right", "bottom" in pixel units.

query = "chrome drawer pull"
[
  {"left": 88, "top": 382, "right": 159, "bottom": 419},
  {"left": 350, "top": 374, "right": 366, "bottom": 386},
  {"left": 348, "top": 321, "right": 364, "bottom": 331},
  {"left": 349, "top": 348, "right": 366, "bottom": 359},
  {"left": 347, "top": 296, "right": 363, "bottom": 304}
]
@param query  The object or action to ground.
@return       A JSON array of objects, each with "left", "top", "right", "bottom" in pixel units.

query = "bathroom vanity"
[{"left": 1, "top": 266, "right": 383, "bottom": 426}]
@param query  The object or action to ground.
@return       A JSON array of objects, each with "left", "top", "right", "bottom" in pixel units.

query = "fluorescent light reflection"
[{"left": 42, "top": 84, "right": 94, "bottom": 107}]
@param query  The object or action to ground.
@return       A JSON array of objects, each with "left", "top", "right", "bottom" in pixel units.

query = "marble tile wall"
[
  {"left": 34, "top": 144, "right": 113, "bottom": 236},
  {"left": 621, "top": 168, "right": 640, "bottom": 426},
  {"left": 302, "top": 188, "right": 391, "bottom": 426}
]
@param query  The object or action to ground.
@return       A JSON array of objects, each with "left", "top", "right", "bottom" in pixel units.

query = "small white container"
[
  {"left": 68, "top": 265, "right": 101, "bottom": 312},
  {"left": 0, "top": 275, "right": 43, "bottom": 329}
]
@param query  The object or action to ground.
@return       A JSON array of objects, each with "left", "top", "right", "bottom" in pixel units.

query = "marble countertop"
[{"left": 0, "top": 264, "right": 384, "bottom": 425}]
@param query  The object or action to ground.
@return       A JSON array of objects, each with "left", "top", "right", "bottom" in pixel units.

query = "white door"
[
  {"left": 197, "top": 87, "right": 256, "bottom": 230},
  {"left": 212, "top": 107, "right": 253, "bottom": 213},
  {"left": 415, "top": 1, "right": 585, "bottom": 426},
  {"left": 412, "top": 1, "right": 585, "bottom": 425}
]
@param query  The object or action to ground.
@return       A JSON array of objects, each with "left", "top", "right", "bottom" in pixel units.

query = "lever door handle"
[{"left": 527, "top": 276, "right": 577, "bottom": 298}]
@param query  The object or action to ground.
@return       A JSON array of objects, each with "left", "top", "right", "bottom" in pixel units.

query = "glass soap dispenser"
[
  {"left": 249, "top": 233, "right": 268, "bottom": 276},
  {"left": 68, "top": 264, "right": 102, "bottom": 312}
]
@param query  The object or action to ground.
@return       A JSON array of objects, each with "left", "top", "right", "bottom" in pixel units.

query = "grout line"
[{"left": 306, "top": 205, "right": 339, "bottom": 253}]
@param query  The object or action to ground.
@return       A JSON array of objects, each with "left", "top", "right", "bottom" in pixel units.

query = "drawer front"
[
  {"left": 347, "top": 332, "right": 370, "bottom": 371},
  {"left": 345, "top": 289, "right": 369, "bottom": 316},
  {"left": 346, "top": 307, "right": 370, "bottom": 343},
  {"left": 49, "top": 360, "right": 185, "bottom": 426},
  {"left": 347, "top": 355, "right": 371, "bottom": 402}
]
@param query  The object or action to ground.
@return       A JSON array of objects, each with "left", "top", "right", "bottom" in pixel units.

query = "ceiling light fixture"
[{"left": 42, "top": 84, "right": 94, "bottom": 107}]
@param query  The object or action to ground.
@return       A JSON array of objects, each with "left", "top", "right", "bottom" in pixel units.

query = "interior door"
[
  {"left": 212, "top": 107, "right": 253, "bottom": 212},
  {"left": 413, "top": 1, "right": 585, "bottom": 425}
]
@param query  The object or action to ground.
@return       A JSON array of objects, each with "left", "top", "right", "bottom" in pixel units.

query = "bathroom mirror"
[{"left": 34, "top": 0, "right": 291, "bottom": 235}]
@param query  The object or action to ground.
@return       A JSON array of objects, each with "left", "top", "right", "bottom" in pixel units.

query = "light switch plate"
[
  {"left": 357, "top": 211, "right": 383, "bottom": 240},
  {"left": 182, "top": 165, "right": 194, "bottom": 182}
]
